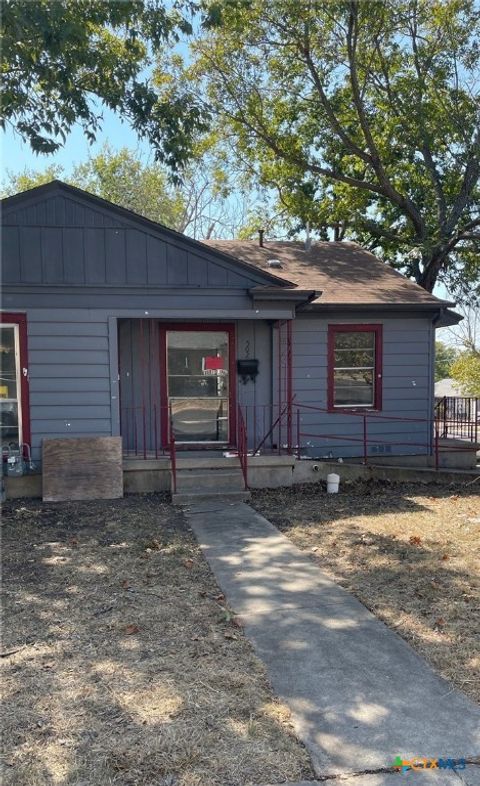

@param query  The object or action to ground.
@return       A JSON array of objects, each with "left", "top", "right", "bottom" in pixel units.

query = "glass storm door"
[
  {"left": 165, "top": 329, "right": 232, "bottom": 443},
  {"left": 0, "top": 324, "right": 22, "bottom": 446}
]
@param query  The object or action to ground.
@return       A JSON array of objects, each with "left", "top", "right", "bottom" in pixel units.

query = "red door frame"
[
  {"left": 0, "top": 312, "right": 31, "bottom": 449},
  {"left": 327, "top": 323, "right": 383, "bottom": 411},
  {"left": 159, "top": 323, "right": 237, "bottom": 448}
]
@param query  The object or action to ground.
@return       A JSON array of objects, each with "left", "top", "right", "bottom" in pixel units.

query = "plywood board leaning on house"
[{"left": 42, "top": 437, "right": 123, "bottom": 502}]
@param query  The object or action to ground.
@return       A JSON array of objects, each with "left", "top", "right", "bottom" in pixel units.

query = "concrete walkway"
[{"left": 183, "top": 500, "right": 480, "bottom": 784}]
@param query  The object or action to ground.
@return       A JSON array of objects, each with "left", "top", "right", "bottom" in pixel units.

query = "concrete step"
[
  {"left": 175, "top": 469, "right": 245, "bottom": 493},
  {"left": 172, "top": 490, "right": 251, "bottom": 505}
]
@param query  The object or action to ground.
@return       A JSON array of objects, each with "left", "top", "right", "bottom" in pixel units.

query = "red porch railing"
[
  {"left": 121, "top": 400, "right": 478, "bottom": 494},
  {"left": 169, "top": 434, "right": 177, "bottom": 494},
  {"left": 238, "top": 400, "right": 478, "bottom": 476},
  {"left": 237, "top": 404, "right": 248, "bottom": 490}
]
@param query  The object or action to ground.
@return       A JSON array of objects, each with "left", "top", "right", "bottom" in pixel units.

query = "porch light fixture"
[{"left": 237, "top": 358, "right": 259, "bottom": 384}]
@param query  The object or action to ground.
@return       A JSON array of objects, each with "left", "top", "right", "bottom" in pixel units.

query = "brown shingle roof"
[{"left": 203, "top": 240, "right": 453, "bottom": 307}]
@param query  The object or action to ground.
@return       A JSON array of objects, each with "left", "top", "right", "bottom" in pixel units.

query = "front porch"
[{"left": 118, "top": 317, "right": 294, "bottom": 459}]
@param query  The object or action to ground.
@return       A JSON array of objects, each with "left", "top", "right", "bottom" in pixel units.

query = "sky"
[{"left": 1, "top": 107, "right": 154, "bottom": 177}]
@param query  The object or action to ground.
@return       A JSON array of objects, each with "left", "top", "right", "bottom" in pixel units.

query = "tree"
[
  {"left": 446, "top": 304, "right": 479, "bottom": 355},
  {"left": 183, "top": 0, "right": 480, "bottom": 293},
  {"left": 450, "top": 353, "right": 480, "bottom": 396},
  {"left": 73, "top": 147, "right": 185, "bottom": 229},
  {"left": 435, "top": 342, "right": 457, "bottom": 382},
  {"left": 2, "top": 146, "right": 246, "bottom": 239},
  {"left": 1, "top": 0, "right": 212, "bottom": 169}
]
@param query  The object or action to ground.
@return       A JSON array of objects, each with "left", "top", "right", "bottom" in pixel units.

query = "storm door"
[{"left": 161, "top": 326, "right": 235, "bottom": 445}]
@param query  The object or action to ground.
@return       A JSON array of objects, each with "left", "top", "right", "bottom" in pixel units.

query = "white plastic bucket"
[{"left": 327, "top": 472, "right": 340, "bottom": 494}]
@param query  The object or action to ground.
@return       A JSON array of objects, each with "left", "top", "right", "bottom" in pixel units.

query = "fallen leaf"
[
  {"left": 409, "top": 535, "right": 422, "bottom": 546},
  {"left": 123, "top": 624, "right": 140, "bottom": 635},
  {"left": 145, "top": 539, "right": 161, "bottom": 551},
  {"left": 441, "top": 554, "right": 449, "bottom": 561},
  {"left": 434, "top": 617, "right": 445, "bottom": 627},
  {"left": 184, "top": 559, "right": 194, "bottom": 569}
]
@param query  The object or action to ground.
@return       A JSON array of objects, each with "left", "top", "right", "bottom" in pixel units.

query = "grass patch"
[
  {"left": 1, "top": 494, "right": 312, "bottom": 786},
  {"left": 252, "top": 480, "right": 480, "bottom": 704}
]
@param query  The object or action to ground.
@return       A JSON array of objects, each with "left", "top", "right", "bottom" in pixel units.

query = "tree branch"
[{"left": 345, "top": 2, "right": 425, "bottom": 240}]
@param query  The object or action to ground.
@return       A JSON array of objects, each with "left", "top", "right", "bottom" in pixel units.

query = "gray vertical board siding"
[
  {"left": 2, "top": 189, "right": 277, "bottom": 290},
  {"left": 236, "top": 321, "right": 272, "bottom": 447},
  {"left": 1, "top": 227, "right": 20, "bottom": 282},
  {"left": 288, "top": 315, "right": 434, "bottom": 458},
  {"left": 105, "top": 229, "right": 127, "bottom": 284},
  {"left": 84, "top": 228, "right": 106, "bottom": 283},
  {"left": 42, "top": 228, "right": 64, "bottom": 283},
  {"left": 63, "top": 228, "right": 85, "bottom": 283},
  {"left": 118, "top": 319, "right": 161, "bottom": 453},
  {"left": 19, "top": 227, "right": 42, "bottom": 283}
]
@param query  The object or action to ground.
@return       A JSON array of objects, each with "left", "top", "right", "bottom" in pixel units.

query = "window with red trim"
[
  {"left": 327, "top": 324, "right": 382, "bottom": 410},
  {"left": 0, "top": 313, "right": 30, "bottom": 449}
]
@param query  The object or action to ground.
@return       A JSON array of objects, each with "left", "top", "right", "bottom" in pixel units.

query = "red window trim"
[
  {"left": 159, "top": 322, "right": 237, "bottom": 448},
  {"left": 327, "top": 323, "right": 383, "bottom": 412},
  {"left": 0, "top": 312, "right": 31, "bottom": 449}
]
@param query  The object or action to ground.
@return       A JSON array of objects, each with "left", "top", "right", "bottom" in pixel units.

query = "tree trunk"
[{"left": 417, "top": 250, "right": 446, "bottom": 293}]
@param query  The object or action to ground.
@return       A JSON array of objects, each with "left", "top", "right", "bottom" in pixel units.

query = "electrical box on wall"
[{"left": 237, "top": 359, "right": 259, "bottom": 384}]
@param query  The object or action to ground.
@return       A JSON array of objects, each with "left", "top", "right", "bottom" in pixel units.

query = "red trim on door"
[
  {"left": 0, "top": 312, "right": 31, "bottom": 449},
  {"left": 159, "top": 323, "right": 237, "bottom": 448},
  {"left": 327, "top": 323, "right": 383, "bottom": 411}
]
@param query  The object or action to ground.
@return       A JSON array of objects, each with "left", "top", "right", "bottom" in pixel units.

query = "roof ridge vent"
[{"left": 266, "top": 258, "right": 283, "bottom": 269}]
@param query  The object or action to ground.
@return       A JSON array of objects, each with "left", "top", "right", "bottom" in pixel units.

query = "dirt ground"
[
  {"left": 1, "top": 494, "right": 312, "bottom": 786},
  {"left": 252, "top": 480, "right": 480, "bottom": 705}
]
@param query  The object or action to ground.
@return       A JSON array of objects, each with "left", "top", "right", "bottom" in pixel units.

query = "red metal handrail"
[
  {"left": 169, "top": 406, "right": 177, "bottom": 494},
  {"left": 237, "top": 404, "right": 248, "bottom": 490}
]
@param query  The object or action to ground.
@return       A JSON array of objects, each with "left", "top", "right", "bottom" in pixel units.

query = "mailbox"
[{"left": 237, "top": 359, "right": 259, "bottom": 384}]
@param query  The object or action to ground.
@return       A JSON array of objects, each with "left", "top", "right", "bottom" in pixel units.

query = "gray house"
[{"left": 1, "top": 180, "right": 460, "bottom": 482}]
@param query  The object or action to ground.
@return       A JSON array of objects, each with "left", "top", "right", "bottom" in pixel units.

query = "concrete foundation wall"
[{"left": 4, "top": 448, "right": 477, "bottom": 501}]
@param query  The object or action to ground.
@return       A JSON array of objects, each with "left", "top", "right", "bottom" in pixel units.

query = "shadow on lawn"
[
  {"left": 183, "top": 491, "right": 480, "bottom": 780},
  {"left": 252, "top": 481, "right": 480, "bottom": 708},
  {"left": 1, "top": 495, "right": 312, "bottom": 786}
]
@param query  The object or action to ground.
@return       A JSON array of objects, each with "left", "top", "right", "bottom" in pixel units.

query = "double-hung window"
[
  {"left": 328, "top": 324, "right": 382, "bottom": 410},
  {"left": 0, "top": 313, "right": 30, "bottom": 448}
]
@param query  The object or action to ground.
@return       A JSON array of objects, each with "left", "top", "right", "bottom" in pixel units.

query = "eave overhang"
[{"left": 249, "top": 286, "right": 318, "bottom": 305}]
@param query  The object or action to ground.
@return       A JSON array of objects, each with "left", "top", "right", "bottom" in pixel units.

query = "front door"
[{"left": 160, "top": 324, "right": 236, "bottom": 446}]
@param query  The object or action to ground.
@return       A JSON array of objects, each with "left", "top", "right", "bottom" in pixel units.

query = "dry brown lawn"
[
  {"left": 252, "top": 480, "right": 480, "bottom": 705},
  {"left": 1, "top": 494, "right": 312, "bottom": 786}
]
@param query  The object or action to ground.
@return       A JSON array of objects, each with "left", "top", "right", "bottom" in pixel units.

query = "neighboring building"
[
  {"left": 435, "top": 378, "right": 464, "bottom": 398},
  {"left": 1, "top": 180, "right": 461, "bottom": 469}
]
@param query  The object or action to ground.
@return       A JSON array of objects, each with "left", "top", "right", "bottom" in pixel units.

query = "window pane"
[
  {"left": 167, "top": 331, "right": 229, "bottom": 395},
  {"left": 0, "top": 326, "right": 18, "bottom": 399},
  {"left": 334, "top": 349, "right": 374, "bottom": 367},
  {"left": 170, "top": 398, "right": 229, "bottom": 442},
  {"left": 335, "top": 331, "right": 375, "bottom": 350},
  {"left": 334, "top": 369, "right": 374, "bottom": 406},
  {"left": 168, "top": 375, "right": 228, "bottom": 397},
  {"left": 0, "top": 401, "right": 19, "bottom": 443}
]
